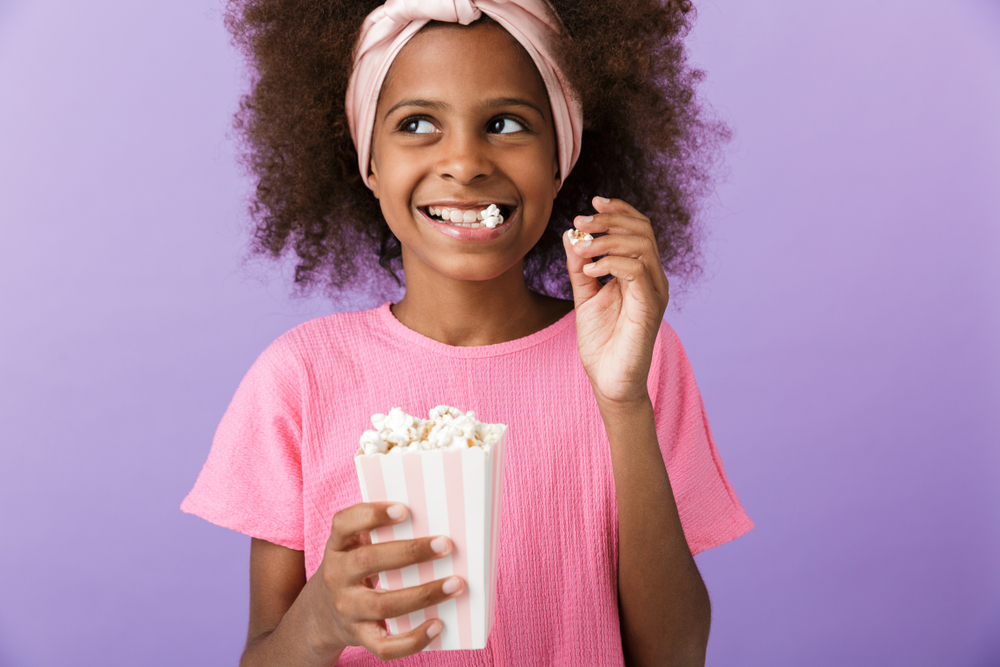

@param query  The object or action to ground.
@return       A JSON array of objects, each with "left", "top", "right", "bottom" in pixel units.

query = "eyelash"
[
  {"left": 488, "top": 116, "right": 531, "bottom": 134},
  {"left": 395, "top": 115, "right": 532, "bottom": 134},
  {"left": 397, "top": 116, "right": 435, "bottom": 134}
]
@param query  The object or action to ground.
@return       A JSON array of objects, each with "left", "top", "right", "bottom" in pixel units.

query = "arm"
[
  {"left": 600, "top": 398, "right": 711, "bottom": 666},
  {"left": 241, "top": 538, "right": 338, "bottom": 667},
  {"left": 239, "top": 503, "right": 464, "bottom": 666},
  {"left": 564, "top": 197, "right": 711, "bottom": 666}
]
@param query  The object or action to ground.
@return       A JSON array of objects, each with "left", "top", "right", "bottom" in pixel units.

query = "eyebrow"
[
  {"left": 383, "top": 99, "right": 446, "bottom": 121},
  {"left": 482, "top": 97, "right": 546, "bottom": 118},
  {"left": 382, "top": 97, "right": 546, "bottom": 121}
]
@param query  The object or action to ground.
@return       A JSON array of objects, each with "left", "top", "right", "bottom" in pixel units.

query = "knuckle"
[
  {"left": 361, "top": 504, "right": 378, "bottom": 526},
  {"left": 322, "top": 563, "right": 339, "bottom": 589},
  {"left": 352, "top": 546, "right": 376, "bottom": 574},
  {"left": 331, "top": 511, "right": 345, "bottom": 535},
  {"left": 371, "top": 593, "right": 394, "bottom": 619},
  {"left": 408, "top": 539, "right": 426, "bottom": 561},
  {"left": 331, "top": 508, "right": 354, "bottom": 536},
  {"left": 332, "top": 596, "right": 350, "bottom": 619}
]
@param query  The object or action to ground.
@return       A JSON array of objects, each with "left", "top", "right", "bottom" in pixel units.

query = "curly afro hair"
[{"left": 225, "top": 0, "right": 727, "bottom": 298}]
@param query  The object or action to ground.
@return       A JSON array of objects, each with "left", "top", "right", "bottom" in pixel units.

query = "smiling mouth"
[{"left": 422, "top": 204, "right": 512, "bottom": 229}]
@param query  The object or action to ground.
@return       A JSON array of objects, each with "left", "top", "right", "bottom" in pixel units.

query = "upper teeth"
[{"left": 427, "top": 204, "right": 505, "bottom": 228}]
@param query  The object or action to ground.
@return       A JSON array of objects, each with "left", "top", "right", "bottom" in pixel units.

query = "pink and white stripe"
[{"left": 354, "top": 430, "right": 507, "bottom": 651}]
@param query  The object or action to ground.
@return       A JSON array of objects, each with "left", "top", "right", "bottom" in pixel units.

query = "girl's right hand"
[{"left": 309, "top": 502, "right": 464, "bottom": 661}]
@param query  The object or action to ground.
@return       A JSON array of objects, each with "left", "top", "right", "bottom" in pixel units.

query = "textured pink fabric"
[
  {"left": 345, "top": 0, "right": 583, "bottom": 189},
  {"left": 181, "top": 303, "right": 753, "bottom": 665}
]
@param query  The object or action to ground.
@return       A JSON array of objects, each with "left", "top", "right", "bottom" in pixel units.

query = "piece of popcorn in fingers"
[{"left": 567, "top": 228, "right": 594, "bottom": 245}]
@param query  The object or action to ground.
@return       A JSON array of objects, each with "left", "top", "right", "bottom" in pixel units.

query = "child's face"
[{"left": 369, "top": 21, "right": 561, "bottom": 285}]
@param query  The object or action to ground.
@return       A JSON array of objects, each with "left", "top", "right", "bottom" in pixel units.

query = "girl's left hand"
[{"left": 563, "top": 196, "right": 670, "bottom": 407}]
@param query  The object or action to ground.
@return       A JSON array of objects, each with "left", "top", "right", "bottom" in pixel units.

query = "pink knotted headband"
[{"left": 345, "top": 0, "right": 583, "bottom": 191}]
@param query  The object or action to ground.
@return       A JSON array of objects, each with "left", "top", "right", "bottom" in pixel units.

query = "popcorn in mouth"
[
  {"left": 357, "top": 406, "right": 506, "bottom": 456},
  {"left": 425, "top": 204, "right": 508, "bottom": 229}
]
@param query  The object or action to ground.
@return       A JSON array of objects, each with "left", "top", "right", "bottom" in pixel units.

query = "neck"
[{"left": 391, "top": 258, "right": 572, "bottom": 347}]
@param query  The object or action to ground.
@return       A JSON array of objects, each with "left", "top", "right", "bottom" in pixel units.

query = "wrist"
[
  {"left": 594, "top": 391, "right": 654, "bottom": 424},
  {"left": 299, "top": 576, "right": 348, "bottom": 662}
]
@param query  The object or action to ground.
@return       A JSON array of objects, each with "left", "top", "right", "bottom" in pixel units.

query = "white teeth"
[{"left": 426, "top": 203, "right": 507, "bottom": 228}]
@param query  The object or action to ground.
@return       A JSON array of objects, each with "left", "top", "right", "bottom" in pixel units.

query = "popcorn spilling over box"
[{"left": 354, "top": 406, "right": 507, "bottom": 651}]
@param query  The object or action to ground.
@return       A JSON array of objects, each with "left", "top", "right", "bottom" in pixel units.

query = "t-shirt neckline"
[{"left": 375, "top": 301, "right": 576, "bottom": 359}]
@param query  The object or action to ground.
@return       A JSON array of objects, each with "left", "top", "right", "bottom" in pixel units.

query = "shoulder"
[
  {"left": 274, "top": 306, "right": 384, "bottom": 353},
  {"left": 648, "top": 319, "right": 699, "bottom": 406},
  {"left": 232, "top": 306, "right": 392, "bottom": 405},
  {"left": 653, "top": 318, "right": 684, "bottom": 354},
  {"left": 650, "top": 319, "right": 690, "bottom": 376},
  {"left": 261, "top": 305, "right": 392, "bottom": 368}
]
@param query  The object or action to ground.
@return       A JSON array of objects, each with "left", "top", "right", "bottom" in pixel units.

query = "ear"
[{"left": 368, "top": 157, "right": 380, "bottom": 198}]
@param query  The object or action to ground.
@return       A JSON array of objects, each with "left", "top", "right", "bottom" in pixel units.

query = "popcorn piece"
[
  {"left": 357, "top": 406, "right": 506, "bottom": 456},
  {"left": 567, "top": 228, "right": 593, "bottom": 245},
  {"left": 482, "top": 204, "right": 503, "bottom": 229}
]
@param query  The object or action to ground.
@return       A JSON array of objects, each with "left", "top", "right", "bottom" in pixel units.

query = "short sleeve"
[
  {"left": 180, "top": 335, "right": 305, "bottom": 550},
  {"left": 648, "top": 322, "right": 754, "bottom": 555}
]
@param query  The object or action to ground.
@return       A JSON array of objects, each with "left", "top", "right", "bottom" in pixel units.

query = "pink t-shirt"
[{"left": 182, "top": 303, "right": 752, "bottom": 665}]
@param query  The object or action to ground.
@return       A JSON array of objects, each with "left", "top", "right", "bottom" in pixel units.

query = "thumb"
[{"left": 563, "top": 228, "right": 600, "bottom": 308}]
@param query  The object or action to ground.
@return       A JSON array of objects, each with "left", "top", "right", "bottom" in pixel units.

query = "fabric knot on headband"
[{"left": 345, "top": 0, "right": 583, "bottom": 191}]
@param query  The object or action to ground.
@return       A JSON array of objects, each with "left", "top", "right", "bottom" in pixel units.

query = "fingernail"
[
  {"left": 427, "top": 622, "right": 443, "bottom": 639},
  {"left": 597, "top": 196, "right": 610, "bottom": 204},
  {"left": 430, "top": 536, "right": 450, "bottom": 554},
  {"left": 575, "top": 239, "right": 592, "bottom": 249},
  {"left": 443, "top": 577, "right": 462, "bottom": 595},
  {"left": 576, "top": 215, "right": 593, "bottom": 224},
  {"left": 583, "top": 262, "right": 599, "bottom": 273},
  {"left": 386, "top": 504, "right": 406, "bottom": 520}
]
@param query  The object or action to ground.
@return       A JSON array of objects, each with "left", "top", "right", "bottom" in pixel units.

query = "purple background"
[{"left": 1, "top": 0, "right": 998, "bottom": 665}]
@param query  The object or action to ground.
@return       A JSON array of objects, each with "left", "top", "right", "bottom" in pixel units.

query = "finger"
[
  {"left": 592, "top": 195, "right": 650, "bottom": 224},
  {"left": 347, "top": 536, "right": 453, "bottom": 580},
  {"left": 582, "top": 256, "right": 660, "bottom": 299},
  {"left": 360, "top": 575, "right": 465, "bottom": 622},
  {"left": 328, "top": 503, "right": 408, "bottom": 551},
  {"left": 576, "top": 197, "right": 654, "bottom": 240},
  {"left": 571, "top": 233, "right": 668, "bottom": 303},
  {"left": 563, "top": 227, "right": 601, "bottom": 307},
  {"left": 358, "top": 618, "right": 446, "bottom": 661},
  {"left": 575, "top": 211, "right": 653, "bottom": 239},
  {"left": 571, "top": 232, "right": 657, "bottom": 263}
]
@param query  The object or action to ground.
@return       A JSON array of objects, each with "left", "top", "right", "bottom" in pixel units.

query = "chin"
[{"left": 436, "top": 259, "right": 514, "bottom": 283}]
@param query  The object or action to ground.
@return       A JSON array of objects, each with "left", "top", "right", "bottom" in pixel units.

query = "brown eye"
[
  {"left": 487, "top": 118, "right": 525, "bottom": 134},
  {"left": 402, "top": 119, "right": 436, "bottom": 134}
]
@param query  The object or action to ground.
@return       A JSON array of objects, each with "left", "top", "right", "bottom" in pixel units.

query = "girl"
[{"left": 182, "top": 0, "right": 753, "bottom": 665}]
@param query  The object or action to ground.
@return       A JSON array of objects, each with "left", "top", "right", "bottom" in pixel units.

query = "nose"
[{"left": 434, "top": 130, "right": 494, "bottom": 184}]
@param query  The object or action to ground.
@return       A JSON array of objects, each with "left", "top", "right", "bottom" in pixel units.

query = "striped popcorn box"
[{"left": 355, "top": 426, "right": 507, "bottom": 651}]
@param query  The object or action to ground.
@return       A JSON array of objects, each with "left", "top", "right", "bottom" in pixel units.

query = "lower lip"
[{"left": 420, "top": 208, "right": 517, "bottom": 241}]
